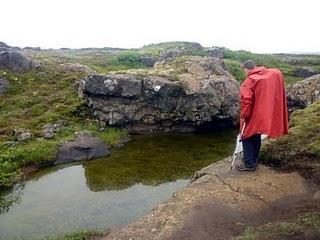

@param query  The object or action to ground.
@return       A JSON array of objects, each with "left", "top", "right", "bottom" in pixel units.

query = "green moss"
[
  {"left": 44, "top": 229, "right": 104, "bottom": 240},
  {"left": 284, "top": 75, "right": 304, "bottom": 85},
  {"left": 224, "top": 60, "right": 246, "bottom": 82},
  {"left": 234, "top": 213, "right": 320, "bottom": 240},
  {"left": 260, "top": 101, "right": 320, "bottom": 177},
  {"left": 111, "top": 56, "right": 193, "bottom": 81}
]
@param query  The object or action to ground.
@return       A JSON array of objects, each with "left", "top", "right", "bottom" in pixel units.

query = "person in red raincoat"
[{"left": 237, "top": 60, "right": 289, "bottom": 171}]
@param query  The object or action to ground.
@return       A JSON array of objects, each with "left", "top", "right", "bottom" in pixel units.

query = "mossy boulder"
[{"left": 286, "top": 74, "right": 320, "bottom": 112}]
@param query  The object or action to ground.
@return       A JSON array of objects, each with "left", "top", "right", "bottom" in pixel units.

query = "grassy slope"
[
  {"left": 222, "top": 49, "right": 308, "bottom": 84},
  {"left": 234, "top": 213, "right": 320, "bottom": 240},
  {"left": 0, "top": 51, "right": 127, "bottom": 188},
  {"left": 260, "top": 101, "right": 320, "bottom": 182}
]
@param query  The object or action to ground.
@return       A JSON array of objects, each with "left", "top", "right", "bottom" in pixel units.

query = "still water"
[{"left": 0, "top": 131, "right": 236, "bottom": 240}]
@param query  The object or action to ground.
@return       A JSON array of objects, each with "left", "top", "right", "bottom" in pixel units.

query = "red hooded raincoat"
[{"left": 240, "top": 66, "right": 289, "bottom": 139}]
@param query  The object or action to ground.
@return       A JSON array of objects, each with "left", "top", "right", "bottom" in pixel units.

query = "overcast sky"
[{"left": 1, "top": 0, "right": 319, "bottom": 53}]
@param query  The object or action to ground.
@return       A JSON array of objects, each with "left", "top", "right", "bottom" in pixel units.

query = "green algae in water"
[
  {"left": 83, "top": 131, "right": 237, "bottom": 191},
  {"left": 0, "top": 130, "right": 236, "bottom": 240}
]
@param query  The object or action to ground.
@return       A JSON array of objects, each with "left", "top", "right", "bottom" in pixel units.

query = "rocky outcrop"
[
  {"left": 0, "top": 42, "right": 33, "bottom": 72},
  {"left": 205, "top": 47, "right": 224, "bottom": 59},
  {"left": 292, "top": 67, "right": 320, "bottom": 78},
  {"left": 55, "top": 131, "right": 110, "bottom": 165},
  {"left": 82, "top": 56, "right": 240, "bottom": 133},
  {"left": 286, "top": 74, "right": 320, "bottom": 112},
  {"left": 140, "top": 56, "right": 158, "bottom": 67}
]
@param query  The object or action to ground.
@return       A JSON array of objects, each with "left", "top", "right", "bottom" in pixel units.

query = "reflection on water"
[
  {"left": 0, "top": 184, "right": 23, "bottom": 215},
  {"left": 0, "top": 131, "right": 236, "bottom": 240},
  {"left": 83, "top": 131, "right": 236, "bottom": 191}
]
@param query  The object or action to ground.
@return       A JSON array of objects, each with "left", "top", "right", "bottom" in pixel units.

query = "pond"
[{"left": 0, "top": 130, "right": 236, "bottom": 240}]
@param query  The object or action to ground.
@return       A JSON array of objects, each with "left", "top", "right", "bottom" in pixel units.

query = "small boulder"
[
  {"left": 42, "top": 120, "right": 66, "bottom": 139},
  {"left": 292, "top": 67, "right": 319, "bottom": 78},
  {"left": 0, "top": 42, "right": 34, "bottom": 72},
  {"left": 14, "top": 128, "right": 32, "bottom": 141},
  {"left": 0, "top": 51, "right": 33, "bottom": 72},
  {"left": 43, "top": 124, "right": 55, "bottom": 139},
  {"left": 0, "top": 78, "right": 10, "bottom": 94},
  {"left": 55, "top": 132, "right": 110, "bottom": 165}
]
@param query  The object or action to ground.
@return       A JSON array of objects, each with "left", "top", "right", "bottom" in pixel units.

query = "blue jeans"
[{"left": 242, "top": 134, "right": 261, "bottom": 168}]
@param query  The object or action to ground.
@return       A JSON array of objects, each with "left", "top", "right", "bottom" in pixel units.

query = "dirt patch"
[{"left": 171, "top": 197, "right": 320, "bottom": 240}]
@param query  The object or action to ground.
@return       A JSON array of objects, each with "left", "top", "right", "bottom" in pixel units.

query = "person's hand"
[
  {"left": 240, "top": 117, "right": 245, "bottom": 131},
  {"left": 239, "top": 118, "right": 246, "bottom": 139}
]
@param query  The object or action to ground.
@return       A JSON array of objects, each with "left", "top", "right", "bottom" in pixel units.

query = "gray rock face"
[
  {"left": 82, "top": 56, "right": 240, "bottom": 133},
  {"left": 205, "top": 48, "right": 224, "bottom": 59},
  {"left": 0, "top": 78, "right": 10, "bottom": 94},
  {"left": 140, "top": 56, "right": 158, "bottom": 67},
  {"left": 0, "top": 42, "right": 33, "bottom": 72},
  {"left": 0, "top": 42, "right": 11, "bottom": 52},
  {"left": 55, "top": 132, "right": 110, "bottom": 165},
  {"left": 286, "top": 74, "right": 320, "bottom": 112}
]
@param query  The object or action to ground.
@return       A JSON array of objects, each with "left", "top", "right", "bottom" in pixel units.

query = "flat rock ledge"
[{"left": 103, "top": 157, "right": 319, "bottom": 240}]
